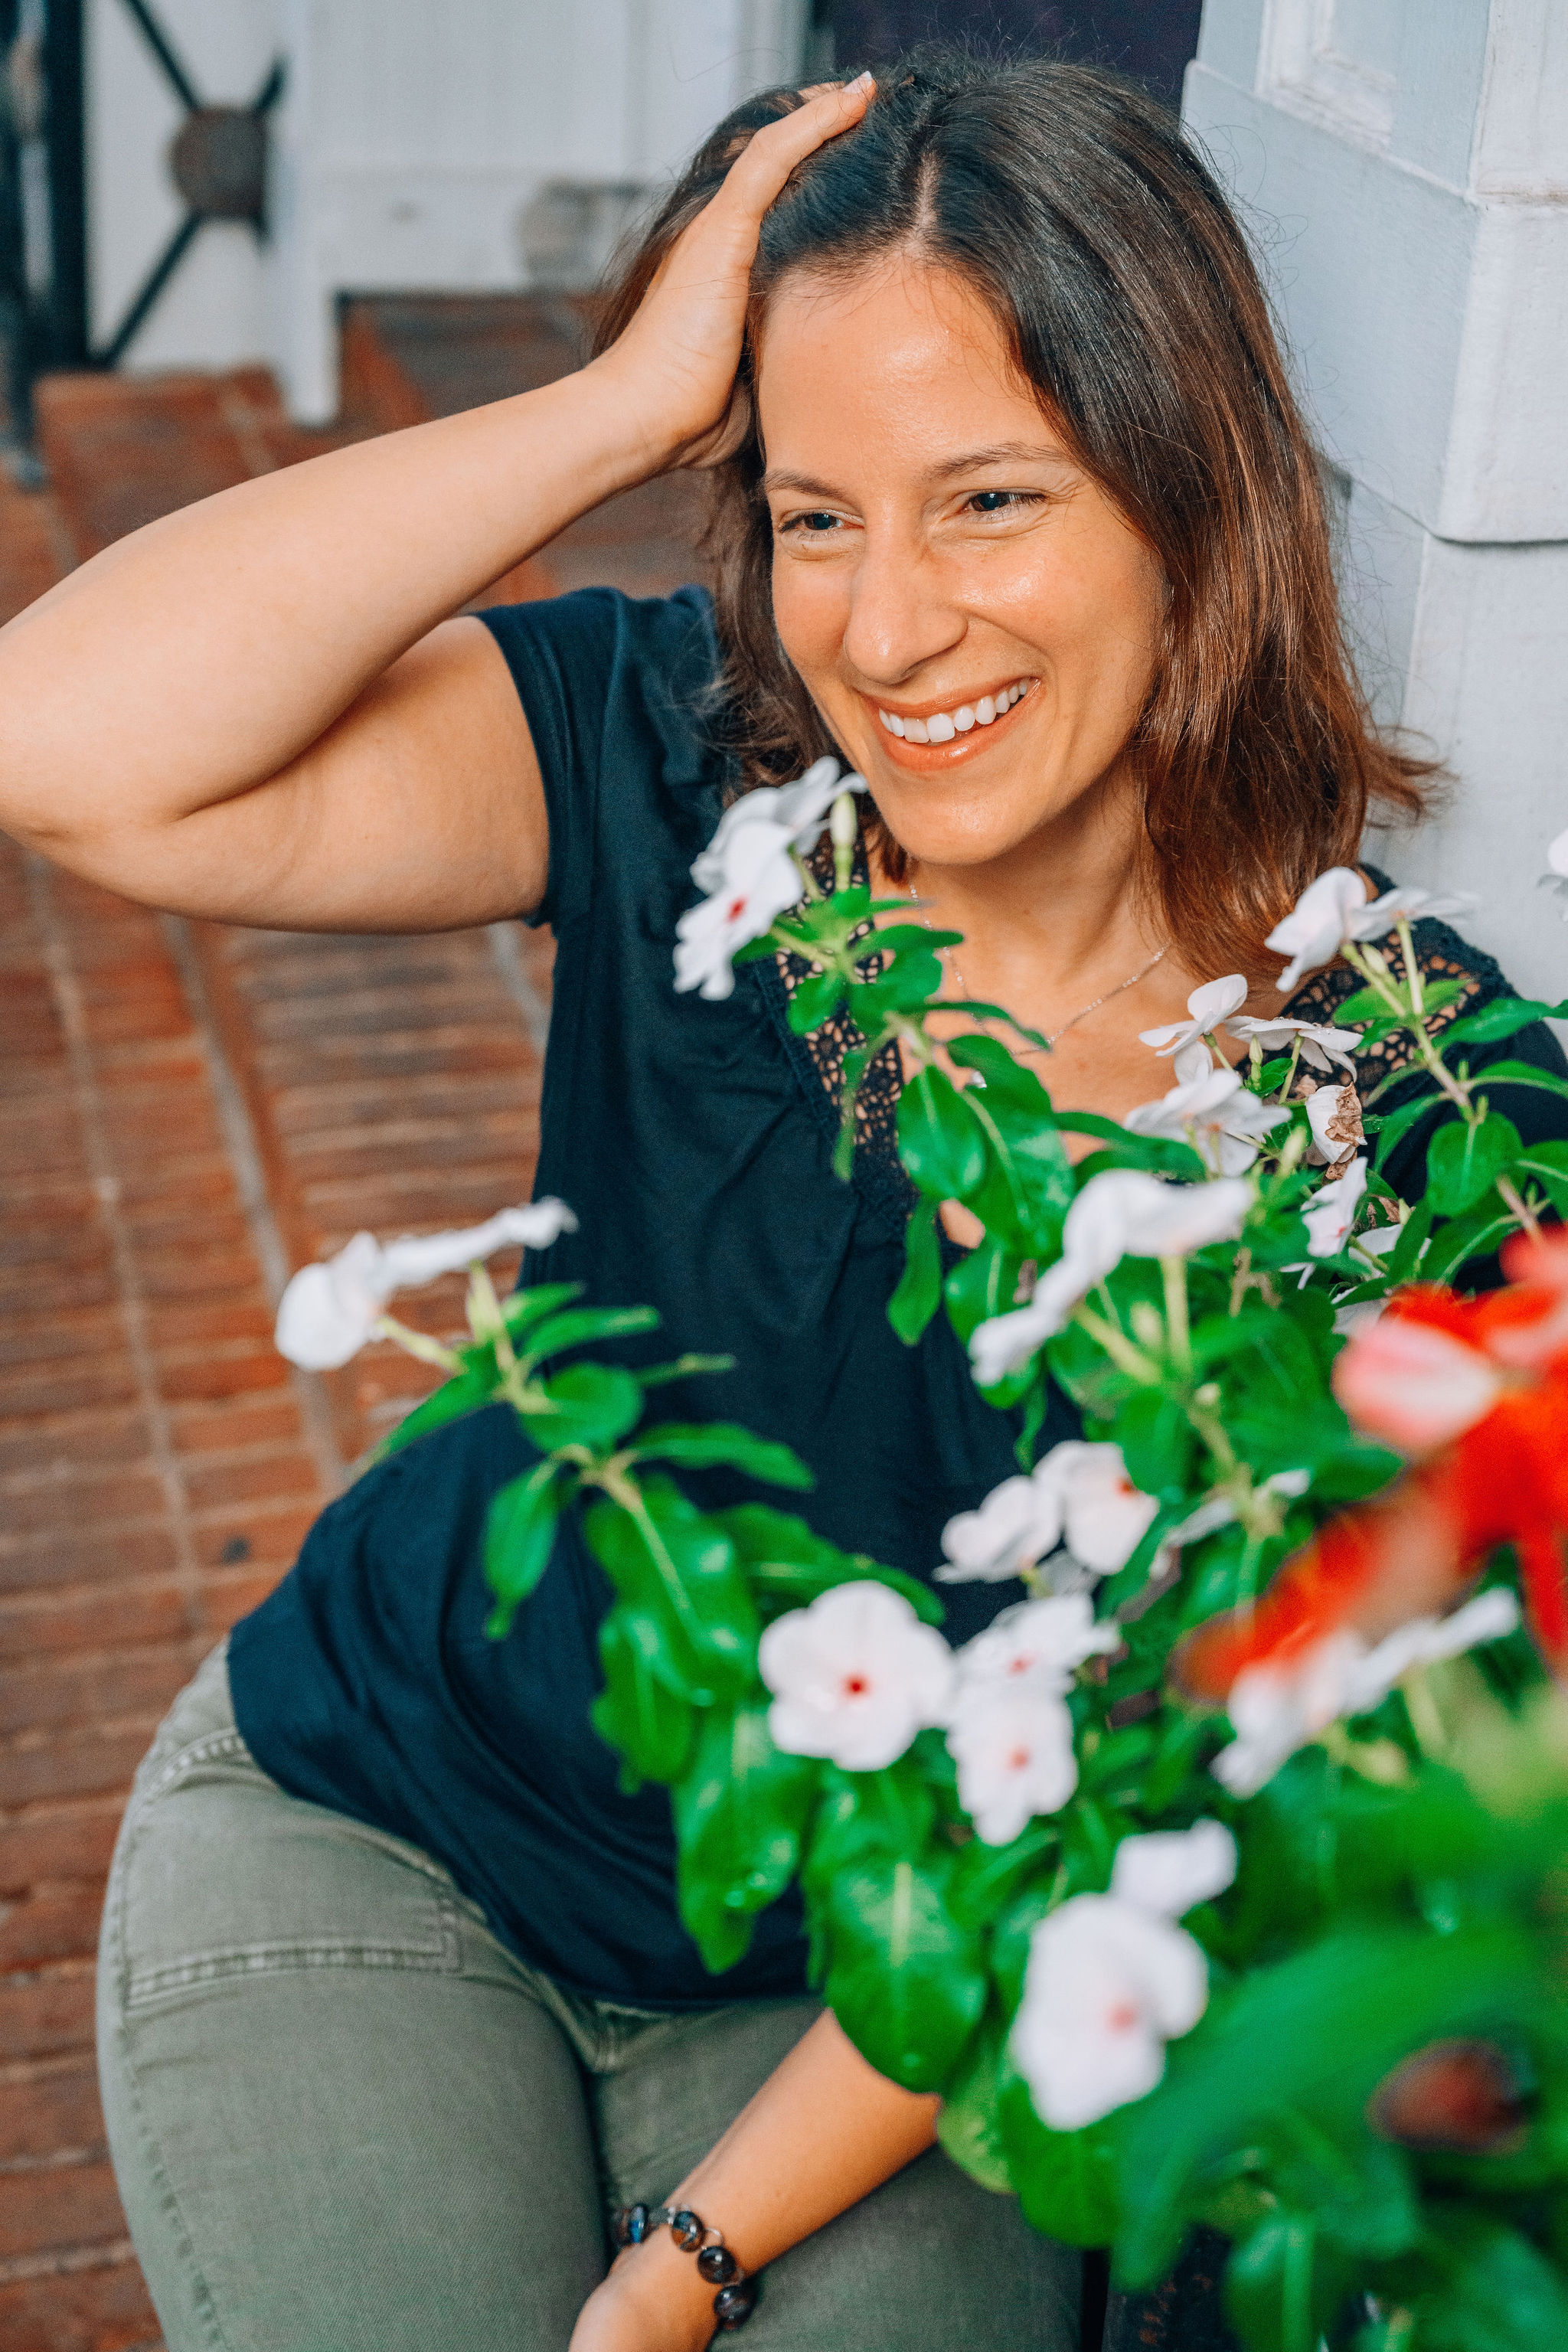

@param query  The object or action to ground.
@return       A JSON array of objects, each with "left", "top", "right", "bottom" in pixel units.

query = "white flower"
[
  {"left": 936, "top": 1468, "right": 1062, "bottom": 1584},
  {"left": 1304, "top": 1081, "right": 1364, "bottom": 1168},
  {"left": 1266, "top": 868, "right": 1476, "bottom": 994},
  {"left": 1139, "top": 975, "right": 1250, "bottom": 1060},
  {"left": 273, "top": 1200, "right": 577, "bottom": 1370},
  {"left": 1044, "top": 1442, "right": 1158, "bottom": 1574},
  {"left": 1212, "top": 1589, "right": 1523, "bottom": 1797},
  {"left": 676, "top": 762, "right": 868, "bottom": 1001},
  {"left": 953, "top": 1593, "right": 1121, "bottom": 1692},
  {"left": 969, "top": 1170, "right": 1254, "bottom": 1385},
  {"left": 947, "top": 1684, "right": 1079, "bottom": 1844},
  {"left": 1540, "top": 827, "right": 1568, "bottom": 917},
  {"left": 1301, "top": 1155, "right": 1368, "bottom": 1257},
  {"left": 1227, "top": 1014, "right": 1361, "bottom": 1074},
  {"left": 1011, "top": 1822, "right": 1234, "bottom": 2130},
  {"left": 1125, "top": 1065, "right": 1289, "bottom": 1177},
  {"left": 759, "top": 1582, "right": 955, "bottom": 1772},
  {"left": 1110, "top": 1818, "right": 1238, "bottom": 1915},
  {"left": 1171, "top": 1038, "right": 1216, "bottom": 1085},
  {"left": 1166, "top": 1468, "right": 1310, "bottom": 1550}
]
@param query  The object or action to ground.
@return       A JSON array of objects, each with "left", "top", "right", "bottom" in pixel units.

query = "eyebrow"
[{"left": 762, "top": 442, "right": 1073, "bottom": 496}]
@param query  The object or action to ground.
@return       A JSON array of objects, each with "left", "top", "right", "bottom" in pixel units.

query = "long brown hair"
[{"left": 594, "top": 48, "right": 1430, "bottom": 979}]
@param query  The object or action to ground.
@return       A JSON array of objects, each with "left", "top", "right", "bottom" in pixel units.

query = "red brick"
[
  {"left": 0, "top": 1967, "right": 96, "bottom": 2062},
  {"left": 0, "top": 1807, "right": 122, "bottom": 1896},
  {"left": 0, "top": 2258, "right": 160, "bottom": 2352},
  {"left": 0, "top": 1654, "right": 194, "bottom": 1742},
  {"left": 0, "top": 2058, "right": 106, "bottom": 2166},
  {"left": 0, "top": 1730, "right": 152, "bottom": 1812},
  {"left": 0, "top": 1583, "right": 190, "bottom": 1666},
  {"left": 188, "top": 1501, "right": 317, "bottom": 1574},
  {"left": 0, "top": 1884, "right": 107, "bottom": 1970},
  {"left": 0, "top": 2159, "right": 130, "bottom": 2265},
  {"left": 0, "top": 1527, "right": 178, "bottom": 1599},
  {"left": 0, "top": 1474, "right": 166, "bottom": 1541},
  {"left": 149, "top": 1351, "right": 289, "bottom": 1406},
  {"left": 178, "top": 1452, "right": 319, "bottom": 1514},
  {"left": 168, "top": 1396, "right": 303, "bottom": 1455}
]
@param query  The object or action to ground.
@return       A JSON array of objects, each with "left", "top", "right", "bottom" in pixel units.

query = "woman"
[{"left": 2, "top": 49, "right": 1561, "bottom": 2352}]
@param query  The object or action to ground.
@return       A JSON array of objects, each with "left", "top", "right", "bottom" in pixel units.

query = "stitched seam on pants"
[
  {"left": 126, "top": 1886, "right": 462, "bottom": 2007},
  {"left": 102, "top": 1822, "right": 234, "bottom": 2352},
  {"left": 132, "top": 1728, "right": 255, "bottom": 1812}
]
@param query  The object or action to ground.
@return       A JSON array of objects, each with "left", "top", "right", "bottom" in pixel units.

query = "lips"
[{"left": 861, "top": 677, "right": 1037, "bottom": 769}]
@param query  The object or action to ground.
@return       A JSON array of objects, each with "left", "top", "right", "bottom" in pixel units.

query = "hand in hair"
[{"left": 590, "top": 75, "right": 874, "bottom": 473}]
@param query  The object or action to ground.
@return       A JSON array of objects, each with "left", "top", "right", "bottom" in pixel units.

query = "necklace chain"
[{"left": 905, "top": 876, "right": 1167, "bottom": 1054}]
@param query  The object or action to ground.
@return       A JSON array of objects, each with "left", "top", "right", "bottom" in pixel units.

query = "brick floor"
[{"left": 0, "top": 302, "right": 707, "bottom": 2348}]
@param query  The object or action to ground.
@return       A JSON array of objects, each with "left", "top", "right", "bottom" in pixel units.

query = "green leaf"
[
  {"left": 897, "top": 1067, "right": 987, "bottom": 1200},
  {"left": 1426, "top": 1113, "right": 1521, "bottom": 1214},
  {"left": 1441, "top": 994, "right": 1567, "bottom": 1047},
  {"left": 822, "top": 1848, "right": 988, "bottom": 2092},
  {"left": 631, "top": 1422, "right": 814, "bottom": 1489},
  {"left": 501, "top": 1281, "right": 583, "bottom": 1333},
  {"left": 1383, "top": 1194, "right": 1436, "bottom": 1283},
  {"left": 372, "top": 1365, "right": 498, "bottom": 1464},
  {"left": 592, "top": 1604, "right": 697, "bottom": 1787},
  {"left": 1462, "top": 1057, "right": 1568, "bottom": 1106},
  {"left": 673, "top": 1704, "right": 817, "bottom": 1975},
  {"left": 942, "top": 1233, "right": 1027, "bottom": 1346},
  {"left": 1114, "top": 1387, "right": 1197, "bottom": 1497},
  {"left": 889, "top": 1200, "right": 943, "bottom": 1345},
  {"left": 936, "top": 2004, "right": 1016, "bottom": 2194},
  {"left": 1370, "top": 1083, "right": 1445, "bottom": 1171},
  {"left": 1334, "top": 985, "right": 1397, "bottom": 1027},
  {"left": 1511, "top": 1136, "right": 1568, "bottom": 1213},
  {"left": 996, "top": 2069, "right": 1122, "bottom": 2245},
  {"left": 583, "top": 1479, "right": 760, "bottom": 1700},
  {"left": 716, "top": 1501, "right": 943, "bottom": 1625},
  {"left": 1403, "top": 2213, "right": 1568, "bottom": 2351},
  {"left": 482, "top": 1458, "right": 568, "bottom": 1637},
  {"left": 522, "top": 1361, "right": 645, "bottom": 1452},
  {"left": 1421, "top": 1199, "right": 1521, "bottom": 1286},
  {"left": 1223, "top": 2213, "right": 1355, "bottom": 2352},
  {"left": 518, "top": 1303, "right": 661, "bottom": 1365},
  {"left": 786, "top": 968, "right": 850, "bottom": 1034}
]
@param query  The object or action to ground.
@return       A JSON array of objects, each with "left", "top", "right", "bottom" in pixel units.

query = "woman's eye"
[
  {"left": 967, "top": 489, "right": 1036, "bottom": 516},
  {"left": 779, "top": 511, "right": 841, "bottom": 536}
]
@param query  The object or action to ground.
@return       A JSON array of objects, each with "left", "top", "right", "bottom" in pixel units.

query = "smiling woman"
[{"left": 2, "top": 39, "right": 1562, "bottom": 2352}]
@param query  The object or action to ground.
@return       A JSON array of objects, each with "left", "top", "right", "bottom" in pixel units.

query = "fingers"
[{"left": 721, "top": 73, "right": 874, "bottom": 220}]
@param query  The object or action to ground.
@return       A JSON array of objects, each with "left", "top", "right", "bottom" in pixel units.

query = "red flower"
[{"left": 1176, "top": 1231, "right": 1568, "bottom": 1703}]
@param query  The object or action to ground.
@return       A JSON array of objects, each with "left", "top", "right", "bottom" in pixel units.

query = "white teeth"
[{"left": 876, "top": 681, "right": 1032, "bottom": 741}]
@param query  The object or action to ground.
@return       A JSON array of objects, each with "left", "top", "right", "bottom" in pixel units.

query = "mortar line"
[
  {"left": 160, "top": 914, "right": 345, "bottom": 1497},
  {"left": 24, "top": 860, "right": 207, "bottom": 1648}
]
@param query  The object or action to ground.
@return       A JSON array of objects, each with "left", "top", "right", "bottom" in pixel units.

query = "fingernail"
[{"left": 846, "top": 70, "right": 874, "bottom": 96}]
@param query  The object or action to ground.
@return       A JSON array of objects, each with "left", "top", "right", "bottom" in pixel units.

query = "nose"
[{"left": 839, "top": 525, "right": 966, "bottom": 691}]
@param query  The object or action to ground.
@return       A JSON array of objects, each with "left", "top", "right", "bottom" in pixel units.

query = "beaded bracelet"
[{"left": 611, "top": 2200, "right": 758, "bottom": 2332}]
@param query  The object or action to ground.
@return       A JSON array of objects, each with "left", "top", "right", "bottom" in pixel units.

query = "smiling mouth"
[{"left": 871, "top": 678, "right": 1036, "bottom": 747}]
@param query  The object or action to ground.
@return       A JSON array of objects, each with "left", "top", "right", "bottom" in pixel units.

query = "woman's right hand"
[{"left": 590, "top": 73, "right": 874, "bottom": 473}]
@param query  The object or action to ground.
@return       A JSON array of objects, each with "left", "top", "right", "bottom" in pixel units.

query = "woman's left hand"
[{"left": 568, "top": 2248, "right": 714, "bottom": 2352}]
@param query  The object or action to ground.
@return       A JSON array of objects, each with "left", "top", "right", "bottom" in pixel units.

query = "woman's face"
[{"left": 756, "top": 258, "right": 1165, "bottom": 872}]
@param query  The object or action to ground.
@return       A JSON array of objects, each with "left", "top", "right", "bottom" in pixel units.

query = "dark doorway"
[{"left": 824, "top": 1, "right": 1204, "bottom": 111}]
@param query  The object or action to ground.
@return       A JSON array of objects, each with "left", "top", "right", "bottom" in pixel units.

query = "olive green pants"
[{"left": 98, "top": 1643, "right": 1082, "bottom": 2350}]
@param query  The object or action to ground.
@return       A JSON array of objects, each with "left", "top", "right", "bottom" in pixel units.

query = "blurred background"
[{"left": 0, "top": 5, "right": 1562, "bottom": 2347}]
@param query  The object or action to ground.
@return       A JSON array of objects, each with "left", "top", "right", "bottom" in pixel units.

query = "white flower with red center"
[
  {"left": 759, "top": 1581, "right": 955, "bottom": 1772},
  {"left": 947, "top": 1684, "right": 1079, "bottom": 1845},
  {"left": 1138, "top": 975, "right": 1250, "bottom": 1060},
  {"left": 1266, "top": 867, "right": 1477, "bottom": 994},
  {"left": 953, "top": 1593, "right": 1121, "bottom": 1694},
  {"left": 1301, "top": 1155, "right": 1368, "bottom": 1259},
  {"left": 273, "top": 1200, "right": 577, "bottom": 1370},
  {"left": 1045, "top": 1442, "right": 1159, "bottom": 1574},
  {"left": 1212, "top": 1589, "right": 1522, "bottom": 1797},
  {"left": 1125, "top": 1065, "right": 1290, "bottom": 1177},
  {"left": 1227, "top": 1013, "right": 1362, "bottom": 1073},
  {"left": 936, "top": 1468, "right": 1063, "bottom": 1584},
  {"left": 677, "top": 761, "right": 867, "bottom": 1001},
  {"left": 936, "top": 1443, "right": 1155, "bottom": 1586},
  {"left": 1011, "top": 1821, "right": 1236, "bottom": 2130},
  {"left": 969, "top": 1171, "right": 1255, "bottom": 1387}
]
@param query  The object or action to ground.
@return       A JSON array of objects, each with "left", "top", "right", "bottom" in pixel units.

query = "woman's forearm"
[
  {"left": 575, "top": 2011, "right": 938, "bottom": 2349},
  {"left": 0, "top": 361, "right": 661, "bottom": 856}
]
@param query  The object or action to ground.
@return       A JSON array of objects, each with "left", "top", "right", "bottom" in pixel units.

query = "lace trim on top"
[{"left": 772, "top": 851, "right": 1511, "bottom": 1203}]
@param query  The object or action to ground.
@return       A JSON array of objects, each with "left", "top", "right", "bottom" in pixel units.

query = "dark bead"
[
  {"left": 697, "top": 2245, "right": 740, "bottom": 2285},
  {"left": 713, "top": 2278, "right": 758, "bottom": 2329},
  {"left": 670, "top": 2209, "right": 704, "bottom": 2251},
  {"left": 626, "top": 2203, "right": 651, "bottom": 2245}
]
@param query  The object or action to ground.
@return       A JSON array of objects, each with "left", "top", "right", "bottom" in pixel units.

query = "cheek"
[{"left": 769, "top": 556, "right": 849, "bottom": 685}]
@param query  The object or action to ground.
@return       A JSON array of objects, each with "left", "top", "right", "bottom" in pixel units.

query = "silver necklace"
[{"left": 906, "top": 877, "right": 1167, "bottom": 1055}]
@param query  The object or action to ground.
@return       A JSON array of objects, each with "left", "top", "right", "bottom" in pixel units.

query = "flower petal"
[{"left": 1333, "top": 1315, "right": 1503, "bottom": 1452}]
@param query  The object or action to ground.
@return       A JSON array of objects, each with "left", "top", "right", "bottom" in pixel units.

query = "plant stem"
[
  {"left": 1497, "top": 1173, "right": 1544, "bottom": 1240},
  {"left": 374, "top": 1315, "right": 464, "bottom": 1374},
  {"left": 1161, "top": 1256, "right": 1192, "bottom": 1376},
  {"left": 1073, "top": 1302, "right": 1162, "bottom": 1386}
]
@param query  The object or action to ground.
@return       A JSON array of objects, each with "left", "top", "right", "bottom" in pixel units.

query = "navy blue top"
[{"left": 228, "top": 586, "right": 1060, "bottom": 2008}]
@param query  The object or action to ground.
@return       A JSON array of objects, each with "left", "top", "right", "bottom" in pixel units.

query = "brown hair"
[{"left": 594, "top": 48, "right": 1430, "bottom": 979}]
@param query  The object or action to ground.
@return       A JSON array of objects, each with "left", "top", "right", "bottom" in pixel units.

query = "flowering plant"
[{"left": 278, "top": 782, "right": 1568, "bottom": 2350}]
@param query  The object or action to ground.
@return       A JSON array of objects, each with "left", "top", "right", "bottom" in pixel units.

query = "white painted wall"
[
  {"left": 1187, "top": 0, "right": 1568, "bottom": 1000},
  {"left": 86, "top": 0, "right": 806, "bottom": 415}
]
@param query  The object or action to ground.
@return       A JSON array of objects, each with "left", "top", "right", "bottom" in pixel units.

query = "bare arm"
[
  {"left": 0, "top": 78, "right": 872, "bottom": 933},
  {"left": 569, "top": 2009, "right": 939, "bottom": 2352}
]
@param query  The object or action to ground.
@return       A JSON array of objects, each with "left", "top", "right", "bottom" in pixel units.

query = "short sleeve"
[{"left": 477, "top": 585, "right": 721, "bottom": 933}]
